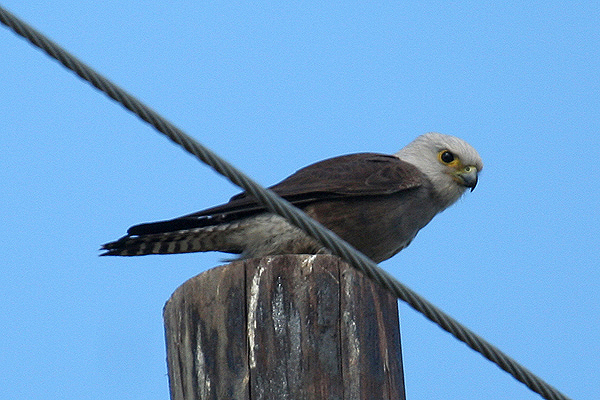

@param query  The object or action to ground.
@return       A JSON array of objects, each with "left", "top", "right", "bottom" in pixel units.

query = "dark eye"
[{"left": 440, "top": 151, "right": 455, "bottom": 164}]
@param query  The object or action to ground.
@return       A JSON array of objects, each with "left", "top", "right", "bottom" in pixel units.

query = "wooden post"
[{"left": 163, "top": 254, "right": 405, "bottom": 400}]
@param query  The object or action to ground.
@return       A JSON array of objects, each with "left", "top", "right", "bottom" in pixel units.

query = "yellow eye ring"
[{"left": 438, "top": 150, "right": 457, "bottom": 165}]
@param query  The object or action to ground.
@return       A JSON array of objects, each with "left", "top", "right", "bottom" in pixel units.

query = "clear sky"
[{"left": 1, "top": 2, "right": 598, "bottom": 399}]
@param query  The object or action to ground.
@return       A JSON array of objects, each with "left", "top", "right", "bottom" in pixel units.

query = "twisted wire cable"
[{"left": 0, "top": 5, "right": 571, "bottom": 400}]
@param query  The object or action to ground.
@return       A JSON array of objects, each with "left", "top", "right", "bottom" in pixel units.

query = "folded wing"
[{"left": 127, "top": 153, "right": 424, "bottom": 236}]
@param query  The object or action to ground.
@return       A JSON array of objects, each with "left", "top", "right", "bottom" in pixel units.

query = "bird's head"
[{"left": 395, "top": 132, "right": 483, "bottom": 209}]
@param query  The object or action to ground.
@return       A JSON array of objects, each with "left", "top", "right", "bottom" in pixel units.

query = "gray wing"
[{"left": 126, "top": 153, "right": 425, "bottom": 235}]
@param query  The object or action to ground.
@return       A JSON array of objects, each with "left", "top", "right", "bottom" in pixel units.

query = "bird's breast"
[{"left": 304, "top": 188, "right": 438, "bottom": 263}]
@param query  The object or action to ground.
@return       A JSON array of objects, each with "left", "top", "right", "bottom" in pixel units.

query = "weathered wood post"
[{"left": 163, "top": 254, "right": 405, "bottom": 400}]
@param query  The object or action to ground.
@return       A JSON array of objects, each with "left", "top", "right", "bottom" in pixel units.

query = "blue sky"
[{"left": 1, "top": 2, "right": 598, "bottom": 399}]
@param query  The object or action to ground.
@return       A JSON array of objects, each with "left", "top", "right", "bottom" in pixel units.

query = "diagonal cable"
[{"left": 0, "top": 5, "right": 571, "bottom": 400}]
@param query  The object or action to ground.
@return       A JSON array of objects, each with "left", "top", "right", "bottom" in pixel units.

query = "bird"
[{"left": 101, "top": 132, "right": 483, "bottom": 263}]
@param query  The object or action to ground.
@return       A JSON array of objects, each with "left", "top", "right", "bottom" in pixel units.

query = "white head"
[{"left": 395, "top": 132, "right": 483, "bottom": 209}]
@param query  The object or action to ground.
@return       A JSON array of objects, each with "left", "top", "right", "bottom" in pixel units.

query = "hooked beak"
[{"left": 456, "top": 166, "right": 479, "bottom": 191}]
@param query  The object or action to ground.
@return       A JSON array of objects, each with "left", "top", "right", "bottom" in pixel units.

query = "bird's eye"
[{"left": 440, "top": 150, "right": 455, "bottom": 164}]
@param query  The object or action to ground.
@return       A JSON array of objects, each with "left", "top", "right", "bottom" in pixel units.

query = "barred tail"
[{"left": 100, "top": 226, "right": 243, "bottom": 256}]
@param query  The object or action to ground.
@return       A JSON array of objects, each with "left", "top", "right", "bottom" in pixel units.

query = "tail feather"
[
  {"left": 100, "top": 226, "right": 243, "bottom": 256},
  {"left": 100, "top": 214, "right": 319, "bottom": 258},
  {"left": 126, "top": 217, "right": 210, "bottom": 236}
]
